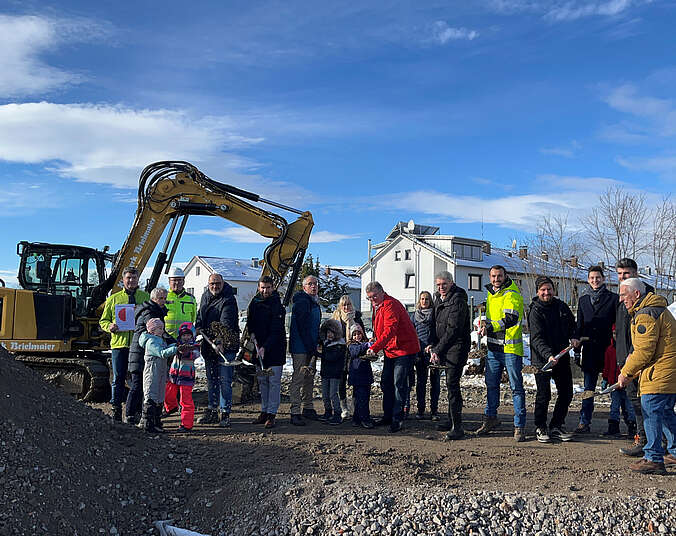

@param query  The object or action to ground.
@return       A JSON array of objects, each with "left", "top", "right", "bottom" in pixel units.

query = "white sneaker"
[
  {"left": 340, "top": 399, "right": 351, "bottom": 419},
  {"left": 536, "top": 427, "right": 551, "bottom": 443}
]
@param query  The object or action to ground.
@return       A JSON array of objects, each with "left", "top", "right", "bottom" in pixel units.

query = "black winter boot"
[
  {"left": 111, "top": 404, "right": 123, "bottom": 423},
  {"left": 141, "top": 401, "right": 155, "bottom": 432},
  {"left": 603, "top": 419, "right": 621, "bottom": 437},
  {"left": 446, "top": 412, "right": 465, "bottom": 440},
  {"left": 626, "top": 420, "right": 637, "bottom": 438},
  {"left": 153, "top": 403, "right": 165, "bottom": 433}
]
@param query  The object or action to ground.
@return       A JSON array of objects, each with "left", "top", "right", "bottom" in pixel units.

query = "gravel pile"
[{"left": 279, "top": 480, "right": 676, "bottom": 536}]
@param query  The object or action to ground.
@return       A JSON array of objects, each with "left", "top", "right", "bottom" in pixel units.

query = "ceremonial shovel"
[
  {"left": 581, "top": 382, "right": 620, "bottom": 400},
  {"left": 540, "top": 337, "right": 589, "bottom": 372},
  {"left": 196, "top": 333, "right": 242, "bottom": 367}
]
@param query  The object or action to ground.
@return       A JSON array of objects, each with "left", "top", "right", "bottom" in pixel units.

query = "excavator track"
[{"left": 14, "top": 354, "right": 110, "bottom": 402}]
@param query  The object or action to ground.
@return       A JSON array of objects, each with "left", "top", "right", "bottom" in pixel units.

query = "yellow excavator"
[{"left": 0, "top": 161, "right": 313, "bottom": 400}]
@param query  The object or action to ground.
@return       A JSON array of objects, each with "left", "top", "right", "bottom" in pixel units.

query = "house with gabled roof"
[
  {"left": 356, "top": 221, "right": 675, "bottom": 313},
  {"left": 184, "top": 256, "right": 361, "bottom": 312}
]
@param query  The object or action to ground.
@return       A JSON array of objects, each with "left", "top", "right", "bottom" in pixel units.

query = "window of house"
[
  {"left": 452, "top": 243, "right": 482, "bottom": 261},
  {"left": 404, "top": 249, "right": 411, "bottom": 260},
  {"left": 468, "top": 274, "right": 482, "bottom": 291},
  {"left": 186, "top": 288, "right": 194, "bottom": 295},
  {"left": 405, "top": 274, "right": 415, "bottom": 288},
  {"left": 196, "top": 266, "right": 200, "bottom": 276},
  {"left": 394, "top": 251, "right": 401, "bottom": 261}
]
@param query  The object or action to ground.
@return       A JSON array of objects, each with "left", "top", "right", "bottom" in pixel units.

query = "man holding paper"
[{"left": 99, "top": 267, "right": 150, "bottom": 422}]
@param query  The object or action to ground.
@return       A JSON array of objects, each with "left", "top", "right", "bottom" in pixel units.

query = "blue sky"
[{"left": 1, "top": 0, "right": 675, "bottom": 287}]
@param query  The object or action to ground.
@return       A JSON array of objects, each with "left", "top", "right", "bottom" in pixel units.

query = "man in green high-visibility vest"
[{"left": 165, "top": 266, "right": 197, "bottom": 340}]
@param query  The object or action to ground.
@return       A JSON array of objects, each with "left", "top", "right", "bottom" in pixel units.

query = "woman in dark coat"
[
  {"left": 247, "top": 276, "right": 286, "bottom": 429},
  {"left": 126, "top": 287, "right": 170, "bottom": 425},
  {"left": 409, "top": 291, "right": 439, "bottom": 420},
  {"left": 331, "top": 295, "right": 365, "bottom": 418}
]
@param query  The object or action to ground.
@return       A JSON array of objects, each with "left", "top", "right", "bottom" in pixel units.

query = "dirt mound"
[{"left": 0, "top": 346, "right": 306, "bottom": 535}]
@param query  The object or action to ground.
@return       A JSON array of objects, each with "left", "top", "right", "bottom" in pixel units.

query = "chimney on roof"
[
  {"left": 646, "top": 266, "right": 652, "bottom": 275},
  {"left": 251, "top": 257, "right": 259, "bottom": 268},
  {"left": 541, "top": 251, "right": 549, "bottom": 262},
  {"left": 325, "top": 266, "right": 331, "bottom": 276},
  {"left": 570, "top": 255, "right": 578, "bottom": 268},
  {"left": 482, "top": 242, "right": 491, "bottom": 255},
  {"left": 518, "top": 245, "right": 528, "bottom": 260},
  {"left": 599, "top": 261, "right": 605, "bottom": 271}
]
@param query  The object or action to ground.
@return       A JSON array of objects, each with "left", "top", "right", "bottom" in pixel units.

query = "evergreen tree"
[{"left": 294, "top": 253, "right": 349, "bottom": 310}]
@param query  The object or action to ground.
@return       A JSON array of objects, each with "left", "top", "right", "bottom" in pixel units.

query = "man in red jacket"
[{"left": 366, "top": 281, "right": 420, "bottom": 433}]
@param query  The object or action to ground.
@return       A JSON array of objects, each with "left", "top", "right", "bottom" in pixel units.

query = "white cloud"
[
  {"left": 381, "top": 175, "right": 630, "bottom": 229},
  {"left": 2, "top": 182, "right": 62, "bottom": 216},
  {"left": 429, "top": 21, "right": 479, "bottom": 44},
  {"left": 310, "top": 231, "right": 358, "bottom": 243},
  {"left": 617, "top": 155, "right": 676, "bottom": 180},
  {"left": 0, "top": 269, "right": 19, "bottom": 288},
  {"left": 0, "top": 14, "right": 112, "bottom": 98},
  {"left": 0, "top": 102, "right": 317, "bottom": 207},
  {"left": 485, "top": 0, "right": 651, "bottom": 21},
  {"left": 186, "top": 227, "right": 355, "bottom": 244},
  {"left": 540, "top": 140, "right": 581, "bottom": 158}
]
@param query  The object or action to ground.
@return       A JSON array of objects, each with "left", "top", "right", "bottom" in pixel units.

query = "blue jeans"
[
  {"left": 484, "top": 350, "right": 526, "bottom": 428},
  {"left": 205, "top": 351, "right": 235, "bottom": 413},
  {"left": 609, "top": 388, "right": 636, "bottom": 424},
  {"left": 259, "top": 366, "right": 283, "bottom": 415},
  {"left": 110, "top": 347, "right": 129, "bottom": 406},
  {"left": 641, "top": 393, "right": 676, "bottom": 463},
  {"left": 579, "top": 371, "right": 599, "bottom": 426},
  {"left": 381, "top": 354, "right": 414, "bottom": 423}
]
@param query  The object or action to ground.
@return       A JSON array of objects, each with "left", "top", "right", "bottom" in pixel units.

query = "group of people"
[{"left": 99, "top": 258, "right": 676, "bottom": 476}]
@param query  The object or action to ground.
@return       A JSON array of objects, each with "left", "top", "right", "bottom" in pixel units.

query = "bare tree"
[
  {"left": 651, "top": 195, "right": 676, "bottom": 301},
  {"left": 582, "top": 185, "right": 650, "bottom": 266}
]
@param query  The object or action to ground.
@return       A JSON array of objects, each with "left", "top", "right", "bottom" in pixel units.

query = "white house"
[
  {"left": 184, "top": 256, "right": 362, "bottom": 313},
  {"left": 357, "top": 221, "right": 675, "bottom": 314},
  {"left": 183, "top": 256, "right": 263, "bottom": 311}
]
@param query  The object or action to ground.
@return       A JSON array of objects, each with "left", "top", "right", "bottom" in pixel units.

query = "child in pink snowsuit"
[{"left": 164, "top": 322, "right": 198, "bottom": 431}]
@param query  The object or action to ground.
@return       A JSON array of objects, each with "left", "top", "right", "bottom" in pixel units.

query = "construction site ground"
[{"left": 2, "top": 344, "right": 675, "bottom": 536}]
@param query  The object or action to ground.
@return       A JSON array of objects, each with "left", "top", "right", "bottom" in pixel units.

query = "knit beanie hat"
[
  {"left": 350, "top": 323, "right": 365, "bottom": 336},
  {"left": 535, "top": 276, "right": 555, "bottom": 290}
]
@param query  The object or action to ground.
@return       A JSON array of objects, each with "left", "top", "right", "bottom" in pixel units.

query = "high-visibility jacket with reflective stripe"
[
  {"left": 485, "top": 279, "right": 524, "bottom": 356},
  {"left": 165, "top": 290, "right": 197, "bottom": 339}
]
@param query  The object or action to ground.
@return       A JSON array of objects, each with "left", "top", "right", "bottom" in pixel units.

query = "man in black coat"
[
  {"left": 126, "top": 287, "right": 169, "bottom": 425},
  {"left": 428, "top": 271, "right": 471, "bottom": 440},
  {"left": 528, "top": 276, "right": 576, "bottom": 443},
  {"left": 573, "top": 265, "right": 618, "bottom": 434},
  {"left": 615, "top": 258, "right": 656, "bottom": 456},
  {"left": 195, "top": 273, "right": 239, "bottom": 427},
  {"left": 247, "top": 275, "right": 287, "bottom": 429}
]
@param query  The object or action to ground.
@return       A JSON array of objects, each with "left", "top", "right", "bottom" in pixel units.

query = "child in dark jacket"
[
  {"left": 164, "top": 322, "right": 199, "bottom": 432},
  {"left": 318, "top": 319, "right": 346, "bottom": 425},
  {"left": 347, "top": 323, "right": 375, "bottom": 429},
  {"left": 602, "top": 326, "right": 636, "bottom": 437}
]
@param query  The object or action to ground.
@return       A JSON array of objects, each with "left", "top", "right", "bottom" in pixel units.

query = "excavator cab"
[{"left": 17, "top": 241, "right": 110, "bottom": 317}]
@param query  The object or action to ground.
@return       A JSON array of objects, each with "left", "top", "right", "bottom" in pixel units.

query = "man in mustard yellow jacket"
[{"left": 618, "top": 278, "right": 676, "bottom": 475}]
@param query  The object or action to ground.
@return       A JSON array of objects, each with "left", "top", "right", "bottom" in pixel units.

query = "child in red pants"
[{"left": 164, "top": 322, "right": 198, "bottom": 431}]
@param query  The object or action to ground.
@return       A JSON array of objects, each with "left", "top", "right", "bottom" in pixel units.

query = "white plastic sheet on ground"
[{"left": 154, "top": 520, "right": 210, "bottom": 536}]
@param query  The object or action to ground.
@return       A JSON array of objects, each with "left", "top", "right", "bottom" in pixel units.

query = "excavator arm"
[{"left": 88, "top": 161, "right": 313, "bottom": 314}]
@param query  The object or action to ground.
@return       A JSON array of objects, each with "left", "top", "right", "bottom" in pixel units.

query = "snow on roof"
[
  {"left": 197, "top": 257, "right": 361, "bottom": 288},
  {"left": 199, "top": 257, "right": 262, "bottom": 282}
]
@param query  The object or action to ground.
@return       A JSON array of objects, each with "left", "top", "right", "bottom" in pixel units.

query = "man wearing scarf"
[{"left": 573, "top": 265, "right": 618, "bottom": 434}]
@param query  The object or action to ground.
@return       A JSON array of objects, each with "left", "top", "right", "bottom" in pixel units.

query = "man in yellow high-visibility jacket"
[
  {"left": 165, "top": 266, "right": 197, "bottom": 340},
  {"left": 478, "top": 265, "right": 526, "bottom": 442}
]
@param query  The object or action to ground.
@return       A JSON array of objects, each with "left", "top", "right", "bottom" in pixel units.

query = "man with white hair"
[
  {"left": 617, "top": 277, "right": 676, "bottom": 475},
  {"left": 288, "top": 275, "right": 322, "bottom": 426}
]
